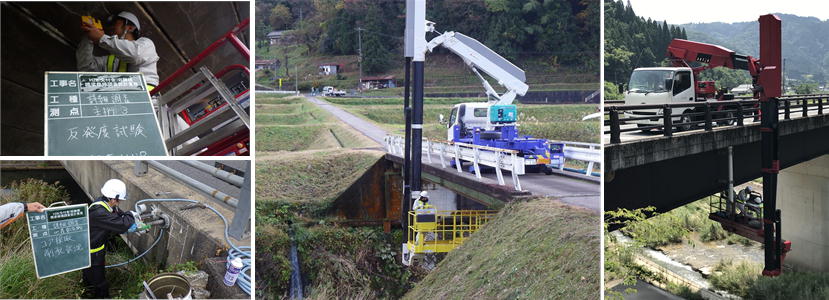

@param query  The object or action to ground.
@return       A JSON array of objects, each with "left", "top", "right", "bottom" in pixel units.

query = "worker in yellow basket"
[
  {"left": 84, "top": 179, "right": 146, "bottom": 298},
  {"left": 0, "top": 202, "right": 46, "bottom": 229},
  {"left": 412, "top": 191, "right": 436, "bottom": 247},
  {"left": 76, "top": 11, "right": 160, "bottom": 91}
]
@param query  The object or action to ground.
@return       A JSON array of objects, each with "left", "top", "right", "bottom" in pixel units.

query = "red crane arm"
[{"left": 667, "top": 39, "right": 760, "bottom": 77}]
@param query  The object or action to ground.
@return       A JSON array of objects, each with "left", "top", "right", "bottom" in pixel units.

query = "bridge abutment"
[{"left": 778, "top": 154, "right": 829, "bottom": 271}]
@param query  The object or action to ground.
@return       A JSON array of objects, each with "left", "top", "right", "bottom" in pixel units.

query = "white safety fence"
[
  {"left": 548, "top": 140, "right": 602, "bottom": 177},
  {"left": 385, "top": 135, "right": 526, "bottom": 191}
]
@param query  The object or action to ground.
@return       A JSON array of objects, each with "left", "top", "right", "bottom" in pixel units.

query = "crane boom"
[
  {"left": 667, "top": 39, "right": 761, "bottom": 77},
  {"left": 426, "top": 31, "right": 529, "bottom": 105}
]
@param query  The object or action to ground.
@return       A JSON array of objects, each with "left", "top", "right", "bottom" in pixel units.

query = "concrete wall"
[
  {"left": 61, "top": 160, "right": 250, "bottom": 267},
  {"left": 778, "top": 155, "right": 829, "bottom": 271}
]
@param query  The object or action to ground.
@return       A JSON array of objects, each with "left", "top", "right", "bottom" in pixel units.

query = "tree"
[
  {"left": 270, "top": 4, "right": 293, "bottom": 30},
  {"left": 794, "top": 83, "right": 818, "bottom": 95},
  {"left": 360, "top": 6, "right": 392, "bottom": 74},
  {"left": 605, "top": 81, "right": 623, "bottom": 100},
  {"left": 255, "top": 19, "right": 273, "bottom": 44}
]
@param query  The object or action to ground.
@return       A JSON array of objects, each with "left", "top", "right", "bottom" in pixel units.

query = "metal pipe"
[
  {"left": 411, "top": 61, "right": 424, "bottom": 197},
  {"left": 402, "top": 56, "right": 412, "bottom": 243},
  {"left": 145, "top": 219, "right": 166, "bottom": 226},
  {"left": 728, "top": 146, "right": 735, "bottom": 219},
  {"left": 181, "top": 160, "right": 244, "bottom": 187},
  {"left": 145, "top": 161, "right": 238, "bottom": 207}
]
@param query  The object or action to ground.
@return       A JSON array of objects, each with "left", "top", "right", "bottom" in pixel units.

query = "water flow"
[{"left": 289, "top": 241, "right": 303, "bottom": 299}]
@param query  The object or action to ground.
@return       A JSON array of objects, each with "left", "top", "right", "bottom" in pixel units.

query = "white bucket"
[{"left": 145, "top": 273, "right": 193, "bottom": 300}]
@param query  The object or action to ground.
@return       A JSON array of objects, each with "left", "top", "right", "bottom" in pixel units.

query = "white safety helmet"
[
  {"left": 101, "top": 179, "right": 128, "bottom": 201},
  {"left": 113, "top": 11, "right": 141, "bottom": 31}
]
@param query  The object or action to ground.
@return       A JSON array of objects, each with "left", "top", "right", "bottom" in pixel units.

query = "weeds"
[
  {"left": 709, "top": 259, "right": 761, "bottom": 297},
  {"left": 406, "top": 199, "right": 600, "bottom": 299}
]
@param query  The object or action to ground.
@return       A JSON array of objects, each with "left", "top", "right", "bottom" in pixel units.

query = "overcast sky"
[{"left": 626, "top": 0, "right": 829, "bottom": 24}]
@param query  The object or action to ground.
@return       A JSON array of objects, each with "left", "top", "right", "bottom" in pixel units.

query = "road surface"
[{"left": 307, "top": 95, "right": 600, "bottom": 212}]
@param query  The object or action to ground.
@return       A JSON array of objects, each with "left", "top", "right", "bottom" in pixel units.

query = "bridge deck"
[{"left": 306, "top": 95, "right": 600, "bottom": 213}]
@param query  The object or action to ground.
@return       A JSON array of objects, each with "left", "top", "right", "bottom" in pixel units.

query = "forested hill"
[
  {"left": 681, "top": 14, "right": 829, "bottom": 84},
  {"left": 256, "top": 0, "right": 599, "bottom": 74},
  {"left": 603, "top": 0, "right": 687, "bottom": 86}
]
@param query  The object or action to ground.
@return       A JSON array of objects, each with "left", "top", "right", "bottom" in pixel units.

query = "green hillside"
[
  {"left": 681, "top": 14, "right": 829, "bottom": 85},
  {"left": 404, "top": 199, "right": 600, "bottom": 299},
  {"left": 256, "top": 0, "right": 599, "bottom": 93}
]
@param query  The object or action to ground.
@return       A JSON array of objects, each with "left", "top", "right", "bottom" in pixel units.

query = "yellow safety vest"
[
  {"left": 106, "top": 55, "right": 128, "bottom": 73},
  {"left": 105, "top": 55, "right": 156, "bottom": 92},
  {"left": 88, "top": 201, "right": 112, "bottom": 253}
]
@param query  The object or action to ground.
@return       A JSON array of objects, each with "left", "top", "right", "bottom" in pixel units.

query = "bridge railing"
[
  {"left": 385, "top": 135, "right": 527, "bottom": 191},
  {"left": 547, "top": 140, "right": 601, "bottom": 177},
  {"left": 604, "top": 95, "right": 829, "bottom": 144}
]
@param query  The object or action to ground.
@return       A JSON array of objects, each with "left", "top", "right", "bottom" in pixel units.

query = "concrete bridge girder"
[{"left": 605, "top": 114, "right": 829, "bottom": 213}]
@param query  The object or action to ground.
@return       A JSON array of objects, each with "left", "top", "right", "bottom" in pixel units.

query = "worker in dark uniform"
[{"left": 83, "top": 179, "right": 140, "bottom": 298}]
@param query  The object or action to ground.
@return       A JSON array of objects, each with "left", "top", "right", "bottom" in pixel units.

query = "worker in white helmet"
[
  {"left": 0, "top": 202, "right": 46, "bottom": 229},
  {"left": 76, "top": 11, "right": 160, "bottom": 90},
  {"left": 83, "top": 179, "right": 144, "bottom": 298},
  {"left": 412, "top": 191, "right": 436, "bottom": 247}
]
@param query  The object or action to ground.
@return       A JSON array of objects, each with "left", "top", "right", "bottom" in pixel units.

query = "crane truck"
[
  {"left": 424, "top": 24, "right": 561, "bottom": 174},
  {"left": 623, "top": 39, "right": 761, "bottom": 131}
]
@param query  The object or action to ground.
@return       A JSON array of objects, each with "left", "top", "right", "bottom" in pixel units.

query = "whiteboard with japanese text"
[
  {"left": 45, "top": 72, "right": 167, "bottom": 156},
  {"left": 26, "top": 204, "right": 91, "bottom": 279}
]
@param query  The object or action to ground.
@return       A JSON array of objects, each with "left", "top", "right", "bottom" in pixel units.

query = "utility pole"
[
  {"left": 401, "top": 0, "right": 414, "bottom": 248},
  {"left": 401, "top": 0, "right": 425, "bottom": 266},
  {"left": 357, "top": 27, "right": 364, "bottom": 91}
]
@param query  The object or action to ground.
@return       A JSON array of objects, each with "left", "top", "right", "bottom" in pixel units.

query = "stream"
[{"left": 289, "top": 240, "right": 303, "bottom": 299}]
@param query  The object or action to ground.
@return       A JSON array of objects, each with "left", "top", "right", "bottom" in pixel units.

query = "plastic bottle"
[{"left": 223, "top": 257, "right": 243, "bottom": 286}]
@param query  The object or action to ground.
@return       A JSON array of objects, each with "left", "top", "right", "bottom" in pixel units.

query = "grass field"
[
  {"left": 404, "top": 198, "right": 600, "bottom": 299},
  {"left": 255, "top": 94, "right": 377, "bottom": 151},
  {"left": 255, "top": 150, "right": 383, "bottom": 204}
]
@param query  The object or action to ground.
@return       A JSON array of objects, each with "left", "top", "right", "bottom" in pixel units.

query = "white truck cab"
[
  {"left": 623, "top": 67, "right": 696, "bottom": 129},
  {"left": 322, "top": 86, "right": 345, "bottom": 97},
  {"left": 446, "top": 102, "right": 496, "bottom": 141}
]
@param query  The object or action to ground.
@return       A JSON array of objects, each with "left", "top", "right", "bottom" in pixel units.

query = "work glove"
[
  {"left": 127, "top": 221, "right": 151, "bottom": 233},
  {"left": 127, "top": 222, "right": 139, "bottom": 233}
]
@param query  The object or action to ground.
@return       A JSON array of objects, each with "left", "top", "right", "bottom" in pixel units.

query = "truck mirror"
[{"left": 438, "top": 114, "right": 446, "bottom": 125}]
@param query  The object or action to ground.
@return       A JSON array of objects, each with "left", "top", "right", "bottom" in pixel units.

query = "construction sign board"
[
  {"left": 26, "top": 204, "right": 91, "bottom": 279},
  {"left": 44, "top": 72, "right": 167, "bottom": 156}
]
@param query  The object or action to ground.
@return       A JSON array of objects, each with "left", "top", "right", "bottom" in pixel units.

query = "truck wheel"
[
  {"left": 717, "top": 111, "right": 736, "bottom": 126},
  {"left": 637, "top": 124, "right": 651, "bottom": 133},
  {"left": 677, "top": 113, "right": 693, "bottom": 132},
  {"left": 544, "top": 166, "right": 554, "bottom": 175}
]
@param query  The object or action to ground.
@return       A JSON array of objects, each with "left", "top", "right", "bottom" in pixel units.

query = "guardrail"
[
  {"left": 548, "top": 140, "right": 601, "bottom": 177},
  {"left": 604, "top": 95, "right": 829, "bottom": 144},
  {"left": 385, "top": 135, "right": 603, "bottom": 190},
  {"left": 385, "top": 135, "right": 526, "bottom": 191}
]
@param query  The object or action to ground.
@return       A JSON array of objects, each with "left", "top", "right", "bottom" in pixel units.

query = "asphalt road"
[{"left": 307, "top": 95, "right": 600, "bottom": 213}]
